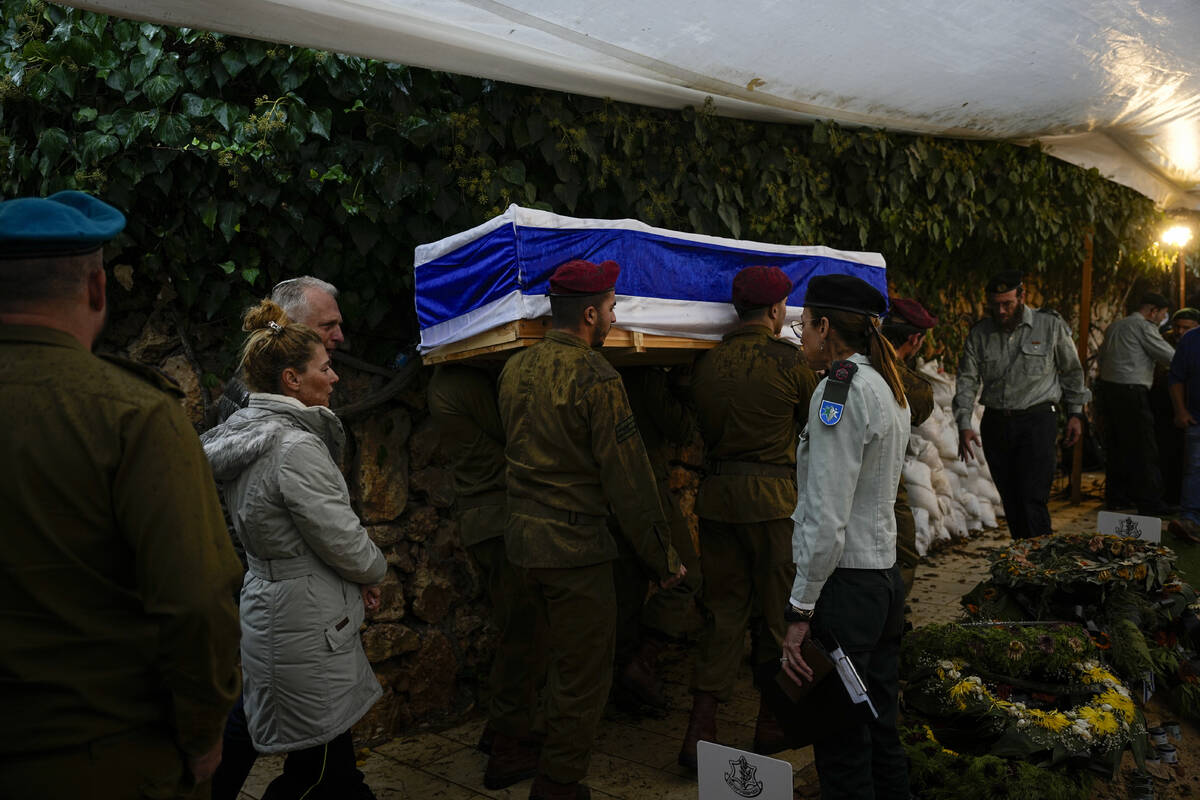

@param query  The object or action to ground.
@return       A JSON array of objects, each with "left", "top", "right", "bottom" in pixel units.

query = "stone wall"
[{"left": 107, "top": 299, "right": 704, "bottom": 743}]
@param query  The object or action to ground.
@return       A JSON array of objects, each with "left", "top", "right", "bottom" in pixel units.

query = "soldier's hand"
[
  {"left": 959, "top": 428, "right": 982, "bottom": 461},
  {"left": 1064, "top": 416, "right": 1083, "bottom": 448},
  {"left": 659, "top": 564, "right": 687, "bottom": 590},
  {"left": 1177, "top": 410, "right": 1198, "bottom": 429},
  {"left": 187, "top": 738, "right": 223, "bottom": 783},
  {"left": 781, "top": 621, "right": 814, "bottom": 684}
]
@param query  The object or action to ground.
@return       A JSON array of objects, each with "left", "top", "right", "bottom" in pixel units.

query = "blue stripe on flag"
[{"left": 415, "top": 222, "right": 886, "bottom": 329}]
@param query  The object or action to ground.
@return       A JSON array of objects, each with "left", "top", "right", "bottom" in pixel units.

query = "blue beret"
[{"left": 0, "top": 191, "right": 125, "bottom": 259}]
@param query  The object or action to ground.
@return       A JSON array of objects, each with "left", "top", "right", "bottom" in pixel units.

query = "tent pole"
[
  {"left": 1070, "top": 231, "right": 1093, "bottom": 505},
  {"left": 1180, "top": 249, "right": 1187, "bottom": 310}
]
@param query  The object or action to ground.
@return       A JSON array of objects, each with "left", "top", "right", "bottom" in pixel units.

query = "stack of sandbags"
[{"left": 903, "top": 360, "right": 1005, "bottom": 556}]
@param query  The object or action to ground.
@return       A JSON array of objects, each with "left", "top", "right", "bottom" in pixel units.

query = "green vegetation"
[{"left": 0, "top": 0, "right": 1183, "bottom": 368}]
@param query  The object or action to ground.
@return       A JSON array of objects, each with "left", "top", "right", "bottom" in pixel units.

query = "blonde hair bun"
[{"left": 242, "top": 299, "right": 291, "bottom": 333}]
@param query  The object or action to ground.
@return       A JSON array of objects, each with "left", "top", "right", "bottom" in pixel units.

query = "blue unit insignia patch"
[{"left": 818, "top": 400, "right": 844, "bottom": 426}]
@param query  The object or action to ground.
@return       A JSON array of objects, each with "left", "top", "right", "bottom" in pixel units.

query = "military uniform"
[
  {"left": 953, "top": 305, "right": 1090, "bottom": 539},
  {"left": 0, "top": 324, "right": 243, "bottom": 799},
  {"left": 498, "top": 330, "right": 679, "bottom": 785},
  {"left": 1096, "top": 312, "right": 1176, "bottom": 512},
  {"left": 894, "top": 364, "right": 934, "bottom": 595},
  {"left": 689, "top": 325, "right": 818, "bottom": 698},
  {"left": 427, "top": 363, "right": 543, "bottom": 742}
]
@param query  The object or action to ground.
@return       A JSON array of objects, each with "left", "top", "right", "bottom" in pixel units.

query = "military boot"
[
  {"left": 752, "top": 695, "right": 790, "bottom": 755},
  {"left": 617, "top": 637, "right": 669, "bottom": 709},
  {"left": 677, "top": 691, "right": 718, "bottom": 771},
  {"left": 529, "top": 775, "right": 591, "bottom": 800},
  {"left": 484, "top": 733, "right": 540, "bottom": 790}
]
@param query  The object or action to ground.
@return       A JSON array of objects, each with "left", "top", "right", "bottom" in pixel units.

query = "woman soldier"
[{"left": 781, "top": 274, "right": 911, "bottom": 799}]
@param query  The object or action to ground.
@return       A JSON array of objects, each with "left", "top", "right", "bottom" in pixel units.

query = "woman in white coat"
[{"left": 203, "top": 299, "right": 387, "bottom": 800}]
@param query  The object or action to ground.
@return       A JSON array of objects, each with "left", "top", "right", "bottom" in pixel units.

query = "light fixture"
[{"left": 1162, "top": 225, "right": 1193, "bottom": 247}]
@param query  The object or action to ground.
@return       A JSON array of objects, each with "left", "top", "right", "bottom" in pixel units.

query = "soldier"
[
  {"left": 427, "top": 362, "right": 545, "bottom": 789},
  {"left": 611, "top": 365, "right": 703, "bottom": 711},
  {"left": 781, "top": 274, "right": 911, "bottom": 800},
  {"left": 498, "top": 259, "right": 685, "bottom": 800},
  {"left": 0, "top": 192, "right": 243, "bottom": 798},
  {"left": 679, "top": 265, "right": 819, "bottom": 769},
  {"left": 953, "top": 271, "right": 1089, "bottom": 539},
  {"left": 1096, "top": 291, "right": 1175, "bottom": 515},
  {"left": 880, "top": 297, "right": 938, "bottom": 595}
]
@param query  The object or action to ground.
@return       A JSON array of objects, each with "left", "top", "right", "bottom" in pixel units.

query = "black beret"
[
  {"left": 1173, "top": 307, "right": 1200, "bottom": 324},
  {"left": 1139, "top": 292, "right": 1170, "bottom": 309},
  {"left": 0, "top": 191, "right": 125, "bottom": 259},
  {"left": 985, "top": 270, "right": 1023, "bottom": 294},
  {"left": 802, "top": 274, "right": 887, "bottom": 317}
]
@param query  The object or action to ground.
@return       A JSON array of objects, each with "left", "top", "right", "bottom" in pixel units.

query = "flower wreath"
[
  {"left": 989, "top": 533, "right": 1177, "bottom": 592},
  {"left": 911, "top": 657, "right": 1141, "bottom": 756}
]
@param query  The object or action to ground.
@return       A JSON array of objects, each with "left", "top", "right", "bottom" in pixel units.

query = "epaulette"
[
  {"left": 1035, "top": 307, "right": 1062, "bottom": 318},
  {"left": 99, "top": 354, "right": 185, "bottom": 398},
  {"left": 817, "top": 359, "right": 856, "bottom": 426}
]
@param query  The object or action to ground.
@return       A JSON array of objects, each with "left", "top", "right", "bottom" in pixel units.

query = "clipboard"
[{"left": 761, "top": 636, "right": 878, "bottom": 747}]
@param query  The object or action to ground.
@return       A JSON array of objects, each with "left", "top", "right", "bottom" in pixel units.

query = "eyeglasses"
[{"left": 790, "top": 320, "right": 806, "bottom": 338}]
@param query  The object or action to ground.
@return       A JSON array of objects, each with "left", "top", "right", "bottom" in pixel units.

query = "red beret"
[
  {"left": 888, "top": 297, "right": 939, "bottom": 329},
  {"left": 549, "top": 259, "right": 620, "bottom": 296},
  {"left": 732, "top": 265, "right": 792, "bottom": 307}
]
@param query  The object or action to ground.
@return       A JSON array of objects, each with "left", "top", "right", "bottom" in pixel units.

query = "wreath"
[{"left": 901, "top": 624, "right": 1145, "bottom": 766}]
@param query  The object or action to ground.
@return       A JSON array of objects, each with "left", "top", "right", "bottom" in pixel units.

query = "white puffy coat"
[{"left": 202, "top": 394, "right": 387, "bottom": 753}]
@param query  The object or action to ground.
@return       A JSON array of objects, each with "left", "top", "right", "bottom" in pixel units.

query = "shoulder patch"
[
  {"left": 818, "top": 360, "right": 857, "bottom": 426},
  {"left": 614, "top": 413, "right": 639, "bottom": 443},
  {"left": 99, "top": 354, "right": 184, "bottom": 398}
]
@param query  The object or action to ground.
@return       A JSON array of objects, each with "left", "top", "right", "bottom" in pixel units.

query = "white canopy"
[{"left": 70, "top": 0, "right": 1200, "bottom": 209}]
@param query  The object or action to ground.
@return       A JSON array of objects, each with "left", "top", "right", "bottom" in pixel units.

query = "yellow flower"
[
  {"left": 1027, "top": 709, "right": 1073, "bottom": 732},
  {"left": 1098, "top": 689, "right": 1135, "bottom": 722},
  {"left": 1080, "top": 707, "right": 1120, "bottom": 736}
]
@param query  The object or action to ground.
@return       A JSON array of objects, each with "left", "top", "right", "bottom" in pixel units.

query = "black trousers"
[
  {"left": 261, "top": 730, "right": 372, "bottom": 800},
  {"left": 211, "top": 694, "right": 257, "bottom": 800},
  {"left": 980, "top": 408, "right": 1058, "bottom": 540},
  {"left": 811, "top": 566, "right": 908, "bottom": 800},
  {"left": 1096, "top": 380, "right": 1164, "bottom": 511}
]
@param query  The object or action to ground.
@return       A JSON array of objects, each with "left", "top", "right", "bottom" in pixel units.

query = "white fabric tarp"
[{"left": 68, "top": 0, "right": 1200, "bottom": 209}]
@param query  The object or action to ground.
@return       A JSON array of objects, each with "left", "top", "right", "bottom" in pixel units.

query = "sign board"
[
  {"left": 1097, "top": 511, "right": 1161, "bottom": 543},
  {"left": 698, "top": 741, "right": 793, "bottom": 800}
]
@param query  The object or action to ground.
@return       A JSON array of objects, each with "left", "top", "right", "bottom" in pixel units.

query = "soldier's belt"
[
  {"left": 455, "top": 489, "right": 506, "bottom": 511},
  {"left": 984, "top": 401, "right": 1056, "bottom": 417},
  {"left": 703, "top": 459, "right": 795, "bottom": 478},
  {"left": 246, "top": 551, "right": 323, "bottom": 581},
  {"left": 508, "top": 497, "right": 609, "bottom": 526}
]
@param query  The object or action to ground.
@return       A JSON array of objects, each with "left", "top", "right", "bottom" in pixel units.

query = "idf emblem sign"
[
  {"left": 818, "top": 400, "right": 843, "bottom": 426},
  {"left": 698, "top": 741, "right": 792, "bottom": 800}
]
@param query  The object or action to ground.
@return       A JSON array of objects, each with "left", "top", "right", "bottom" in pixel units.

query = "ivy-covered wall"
[{"left": 2, "top": 0, "right": 1189, "bottom": 375}]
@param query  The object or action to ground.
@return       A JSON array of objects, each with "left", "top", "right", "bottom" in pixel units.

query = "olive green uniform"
[
  {"left": 427, "top": 363, "right": 543, "bottom": 739},
  {"left": 498, "top": 331, "right": 679, "bottom": 784},
  {"left": 689, "top": 325, "right": 818, "bottom": 698},
  {"left": 894, "top": 364, "right": 934, "bottom": 596},
  {"left": 0, "top": 325, "right": 243, "bottom": 799},
  {"left": 617, "top": 366, "right": 703, "bottom": 642}
]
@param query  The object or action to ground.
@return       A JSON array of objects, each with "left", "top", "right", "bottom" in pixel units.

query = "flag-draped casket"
[{"left": 415, "top": 205, "right": 887, "bottom": 363}]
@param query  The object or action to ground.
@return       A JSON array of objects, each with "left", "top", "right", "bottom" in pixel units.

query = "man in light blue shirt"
[{"left": 1096, "top": 292, "right": 1174, "bottom": 514}]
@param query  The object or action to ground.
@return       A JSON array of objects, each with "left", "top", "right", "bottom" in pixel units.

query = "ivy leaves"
[{"left": 0, "top": 0, "right": 1177, "bottom": 372}]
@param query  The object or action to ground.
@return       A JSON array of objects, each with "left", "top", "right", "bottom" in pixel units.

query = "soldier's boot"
[
  {"left": 752, "top": 695, "right": 790, "bottom": 755},
  {"left": 484, "top": 733, "right": 540, "bottom": 790},
  {"left": 617, "top": 637, "right": 669, "bottom": 710},
  {"left": 529, "top": 775, "right": 591, "bottom": 800},
  {"left": 677, "top": 691, "right": 718, "bottom": 771},
  {"left": 477, "top": 722, "right": 496, "bottom": 754}
]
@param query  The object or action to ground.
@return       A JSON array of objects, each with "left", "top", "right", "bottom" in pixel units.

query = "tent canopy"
[{"left": 70, "top": 0, "right": 1200, "bottom": 209}]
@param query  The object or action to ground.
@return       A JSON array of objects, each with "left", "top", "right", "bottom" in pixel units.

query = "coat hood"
[{"left": 201, "top": 393, "right": 345, "bottom": 482}]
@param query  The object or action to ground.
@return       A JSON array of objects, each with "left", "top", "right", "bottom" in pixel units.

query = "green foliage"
[
  {"left": 0, "top": 0, "right": 1182, "bottom": 369},
  {"left": 903, "top": 725, "right": 1093, "bottom": 800}
]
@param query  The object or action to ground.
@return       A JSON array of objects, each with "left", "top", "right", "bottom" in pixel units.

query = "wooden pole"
[
  {"left": 1070, "top": 231, "right": 1093, "bottom": 505},
  {"left": 1180, "top": 249, "right": 1187, "bottom": 310}
]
